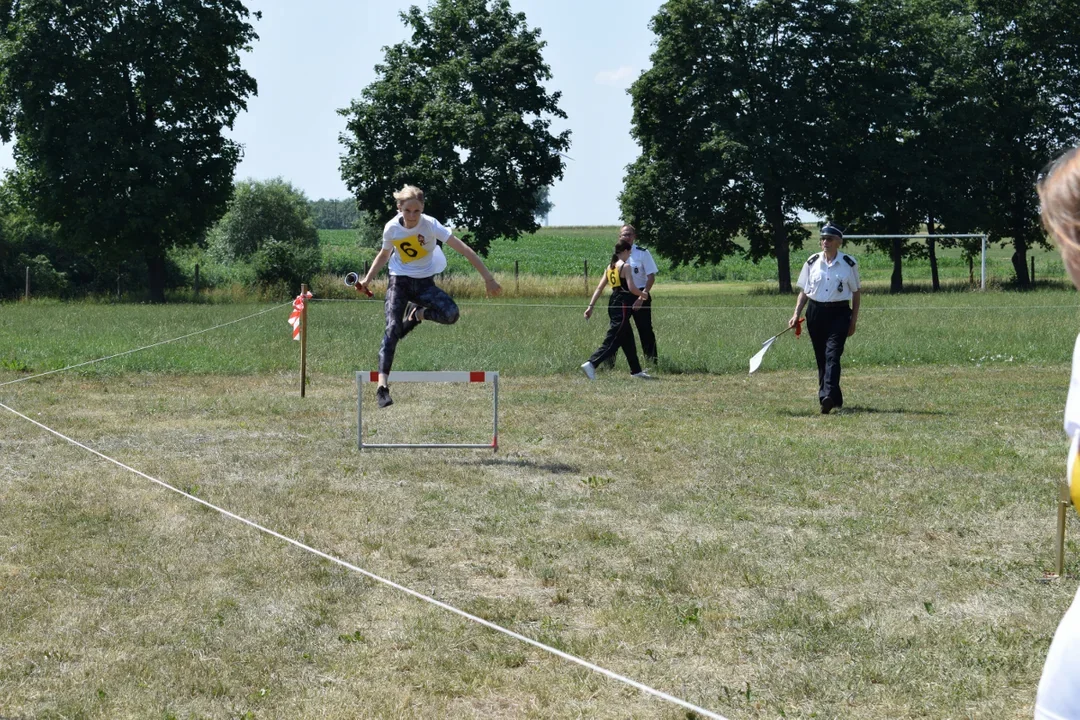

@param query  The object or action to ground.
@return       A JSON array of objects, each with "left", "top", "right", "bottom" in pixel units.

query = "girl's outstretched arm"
[{"left": 446, "top": 235, "right": 502, "bottom": 296}]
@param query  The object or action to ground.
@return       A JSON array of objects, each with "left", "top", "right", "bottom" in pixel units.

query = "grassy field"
[
  {"left": 318, "top": 226, "right": 1070, "bottom": 287},
  {"left": 2, "top": 290, "right": 1080, "bottom": 718},
  {"left": 4, "top": 289, "right": 1080, "bottom": 377}
]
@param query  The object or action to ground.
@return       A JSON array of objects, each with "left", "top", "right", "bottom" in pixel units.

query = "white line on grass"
[
  {"left": 0, "top": 400, "right": 731, "bottom": 720},
  {"left": 0, "top": 303, "right": 292, "bottom": 388}
]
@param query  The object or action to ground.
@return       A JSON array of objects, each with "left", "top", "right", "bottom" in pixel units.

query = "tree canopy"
[
  {"left": 624, "top": 0, "right": 1080, "bottom": 292},
  {"left": 339, "top": 0, "right": 570, "bottom": 254},
  {"left": 0, "top": 0, "right": 259, "bottom": 302},
  {"left": 621, "top": 0, "right": 858, "bottom": 293}
]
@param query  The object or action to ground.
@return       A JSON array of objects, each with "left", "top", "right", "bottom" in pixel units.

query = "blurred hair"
[
  {"left": 1039, "top": 148, "right": 1080, "bottom": 274},
  {"left": 393, "top": 185, "right": 425, "bottom": 206},
  {"left": 609, "top": 238, "right": 633, "bottom": 269}
]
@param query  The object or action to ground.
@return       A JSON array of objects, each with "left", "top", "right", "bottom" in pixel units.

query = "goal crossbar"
[
  {"left": 842, "top": 234, "right": 989, "bottom": 289},
  {"left": 356, "top": 371, "right": 499, "bottom": 451}
]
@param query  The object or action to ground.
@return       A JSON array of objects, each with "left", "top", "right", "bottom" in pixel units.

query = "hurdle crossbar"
[{"left": 356, "top": 371, "right": 499, "bottom": 451}]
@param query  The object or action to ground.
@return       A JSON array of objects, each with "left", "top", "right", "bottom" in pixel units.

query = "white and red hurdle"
[{"left": 356, "top": 371, "right": 499, "bottom": 451}]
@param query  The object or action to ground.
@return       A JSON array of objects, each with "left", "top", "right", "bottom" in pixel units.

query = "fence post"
[
  {"left": 514, "top": 260, "right": 519, "bottom": 293},
  {"left": 583, "top": 259, "right": 588, "bottom": 295},
  {"left": 194, "top": 263, "right": 200, "bottom": 296},
  {"left": 1031, "top": 256, "right": 1035, "bottom": 288},
  {"left": 25, "top": 265, "right": 29, "bottom": 301},
  {"left": 300, "top": 283, "right": 308, "bottom": 398}
]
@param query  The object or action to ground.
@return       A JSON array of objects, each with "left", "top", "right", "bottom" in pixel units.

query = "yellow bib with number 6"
[
  {"left": 606, "top": 265, "right": 620, "bottom": 289},
  {"left": 393, "top": 235, "right": 431, "bottom": 264}
]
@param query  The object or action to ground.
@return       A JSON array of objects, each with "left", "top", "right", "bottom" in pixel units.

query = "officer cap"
[{"left": 820, "top": 223, "right": 844, "bottom": 239}]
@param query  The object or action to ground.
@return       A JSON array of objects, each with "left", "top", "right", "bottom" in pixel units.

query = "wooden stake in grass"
[{"left": 300, "top": 283, "right": 308, "bottom": 398}]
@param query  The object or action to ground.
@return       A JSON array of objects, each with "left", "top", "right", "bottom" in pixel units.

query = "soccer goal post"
[
  {"left": 356, "top": 371, "right": 499, "bottom": 451},
  {"left": 842, "top": 234, "right": 989, "bottom": 289}
]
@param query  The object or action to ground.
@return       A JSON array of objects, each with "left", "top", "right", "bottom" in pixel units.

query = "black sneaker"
[
  {"left": 376, "top": 385, "right": 393, "bottom": 408},
  {"left": 405, "top": 302, "right": 422, "bottom": 324},
  {"left": 820, "top": 397, "right": 834, "bottom": 415}
]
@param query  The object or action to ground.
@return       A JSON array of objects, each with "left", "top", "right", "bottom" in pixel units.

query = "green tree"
[
  {"left": 209, "top": 178, "right": 320, "bottom": 261},
  {"left": 0, "top": 0, "right": 259, "bottom": 302},
  {"left": 969, "top": 0, "right": 1080, "bottom": 288},
  {"left": 533, "top": 186, "right": 553, "bottom": 225},
  {"left": 621, "top": 0, "right": 858, "bottom": 293},
  {"left": 309, "top": 198, "right": 360, "bottom": 230},
  {"left": 339, "top": 0, "right": 570, "bottom": 254},
  {"left": 817, "top": 0, "right": 928, "bottom": 293}
]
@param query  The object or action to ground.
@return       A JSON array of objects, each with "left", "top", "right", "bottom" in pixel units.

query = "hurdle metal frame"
[{"left": 356, "top": 371, "right": 499, "bottom": 451}]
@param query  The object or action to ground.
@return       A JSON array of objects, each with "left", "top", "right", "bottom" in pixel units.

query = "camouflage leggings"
[{"left": 378, "top": 275, "right": 460, "bottom": 375}]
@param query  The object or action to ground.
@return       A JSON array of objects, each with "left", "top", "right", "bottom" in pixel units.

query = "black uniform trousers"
[
  {"left": 588, "top": 290, "right": 642, "bottom": 375},
  {"left": 378, "top": 275, "right": 459, "bottom": 375},
  {"left": 632, "top": 296, "right": 657, "bottom": 363},
  {"left": 806, "top": 299, "right": 852, "bottom": 407},
  {"left": 599, "top": 295, "right": 656, "bottom": 368}
]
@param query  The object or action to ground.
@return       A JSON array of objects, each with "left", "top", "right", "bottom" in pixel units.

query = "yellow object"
[
  {"left": 1070, "top": 434, "right": 1080, "bottom": 513},
  {"left": 606, "top": 264, "right": 620, "bottom": 289},
  {"left": 392, "top": 235, "right": 431, "bottom": 263}
]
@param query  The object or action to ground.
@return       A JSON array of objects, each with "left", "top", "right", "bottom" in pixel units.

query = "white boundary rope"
[
  {"left": 311, "top": 297, "right": 1080, "bottom": 312},
  {"left": 0, "top": 400, "right": 730, "bottom": 720},
  {"left": 0, "top": 303, "right": 291, "bottom": 388}
]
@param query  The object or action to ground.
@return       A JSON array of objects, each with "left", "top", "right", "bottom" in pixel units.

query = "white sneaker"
[
  {"left": 631, "top": 371, "right": 653, "bottom": 379},
  {"left": 581, "top": 361, "right": 596, "bottom": 380}
]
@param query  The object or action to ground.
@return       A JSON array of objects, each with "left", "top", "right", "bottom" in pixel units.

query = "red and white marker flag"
[{"left": 288, "top": 290, "right": 313, "bottom": 341}]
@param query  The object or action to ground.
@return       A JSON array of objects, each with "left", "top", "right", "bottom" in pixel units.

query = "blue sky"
[{"left": 228, "top": 0, "right": 663, "bottom": 226}]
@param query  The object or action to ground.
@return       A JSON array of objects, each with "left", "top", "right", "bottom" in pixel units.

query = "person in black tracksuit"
[
  {"left": 789, "top": 224, "right": 861, "bottom": 414},
  {"left": 580, "top": 239, "right": 652, "bottom": 380}
]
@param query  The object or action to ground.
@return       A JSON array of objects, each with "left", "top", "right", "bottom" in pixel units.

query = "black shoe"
[
  {"left": 405, "top": 302, "right": 422, "bottom": 324},
  {"left": 820, "top": 397, "right": 834, "bottom": 415},
  {"left": 376, "top": 385, "right": 393, "bottom": 408}
]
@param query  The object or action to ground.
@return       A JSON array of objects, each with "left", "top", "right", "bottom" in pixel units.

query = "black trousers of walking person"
[
  {"left": 588, "top": 290, "right": 642, "bottom": 375},
  {"left": 631, "top": 296, "right": 657, "bottom": 363},
  {"left": 806, "top": 299, "right": 852, "bottom": 408},
  {"left": 600, "top": 294, "right": 656, "bottom": 368},
  {"left": 378, "top": 275, "right": 460, "bottom": 375}
]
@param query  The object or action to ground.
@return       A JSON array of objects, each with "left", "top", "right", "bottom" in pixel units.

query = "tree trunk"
[
  {"left": 1011, "top": 236, "right": 1030, "bottom": 288},
  {"left": 927, "top": 216, "right": 940, "bottom": 292},
  {"left": 890, "top": 237, "right": 903, "bottom": 293},
  {"left": 764, "top": 185, "right": 791, "bottom": 293},
  {"left": 147, "top": 250, "right": 167, "bottom": 303}
]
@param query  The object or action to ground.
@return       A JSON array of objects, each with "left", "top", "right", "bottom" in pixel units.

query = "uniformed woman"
[
  {"left": 581, "top": 239, "right": 652, "bottom": 380},
  {"left": 788, "top": 224, "right": 861, "bottom": 413},
  {"left": 356, "top": 184, "right": 502, "bottom": 408}
]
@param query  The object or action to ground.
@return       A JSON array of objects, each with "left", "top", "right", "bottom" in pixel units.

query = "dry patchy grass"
[{"left": 0, "top": 365, "right": 1076, "bottom": 719}]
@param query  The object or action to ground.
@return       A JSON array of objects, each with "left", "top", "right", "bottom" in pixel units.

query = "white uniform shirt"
[
  {"left": 382, "top": 213, "right": 451, "bottom": 278},
  {"left": 796, "top": 251, "right": 860, "bottom": 302},
  {"left": 627, "top": 244, "right": 658, "bottom": 291},
  {"left": 1036, "top": 333, "right": 1080, "bottom": 720}
]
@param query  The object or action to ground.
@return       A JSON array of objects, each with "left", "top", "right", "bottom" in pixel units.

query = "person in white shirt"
[
  {"left": 357, "top": 185, "right": 501, "bottom": 408},
  {"left": 620, "top": 224, "right": 659, "bottom": 363},
  {"left": 788, "top": 224, "right": 861, "bottom": 414},
  {"left": 1034, "top": 146, "right": 1080, "bottom": 720}
]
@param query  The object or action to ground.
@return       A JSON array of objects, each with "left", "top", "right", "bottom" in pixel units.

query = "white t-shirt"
[
  {"left": 796, "top": 251, "right": 860, "bottom": 302},
  {"left": 382, "top": 213, "right": 451, "bottom": 278},
  {"left": 1035, "top": 333, "right": 1080, "bottom": 719},
  {"left": 627, "top": 245, "right": 658, "bottom": 291}
]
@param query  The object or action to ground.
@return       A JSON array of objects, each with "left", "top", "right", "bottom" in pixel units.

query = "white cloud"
[{"left": 594, "top": 66, "right": 636, "bottom": 88}]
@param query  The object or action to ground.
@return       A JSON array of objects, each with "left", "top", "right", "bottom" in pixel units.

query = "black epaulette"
[
  {"left": 843, "top": 254, "right": 856, "bottom": 267},
  {"left": 807, "top": 253, "right": 820, "bottom": 264}
]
